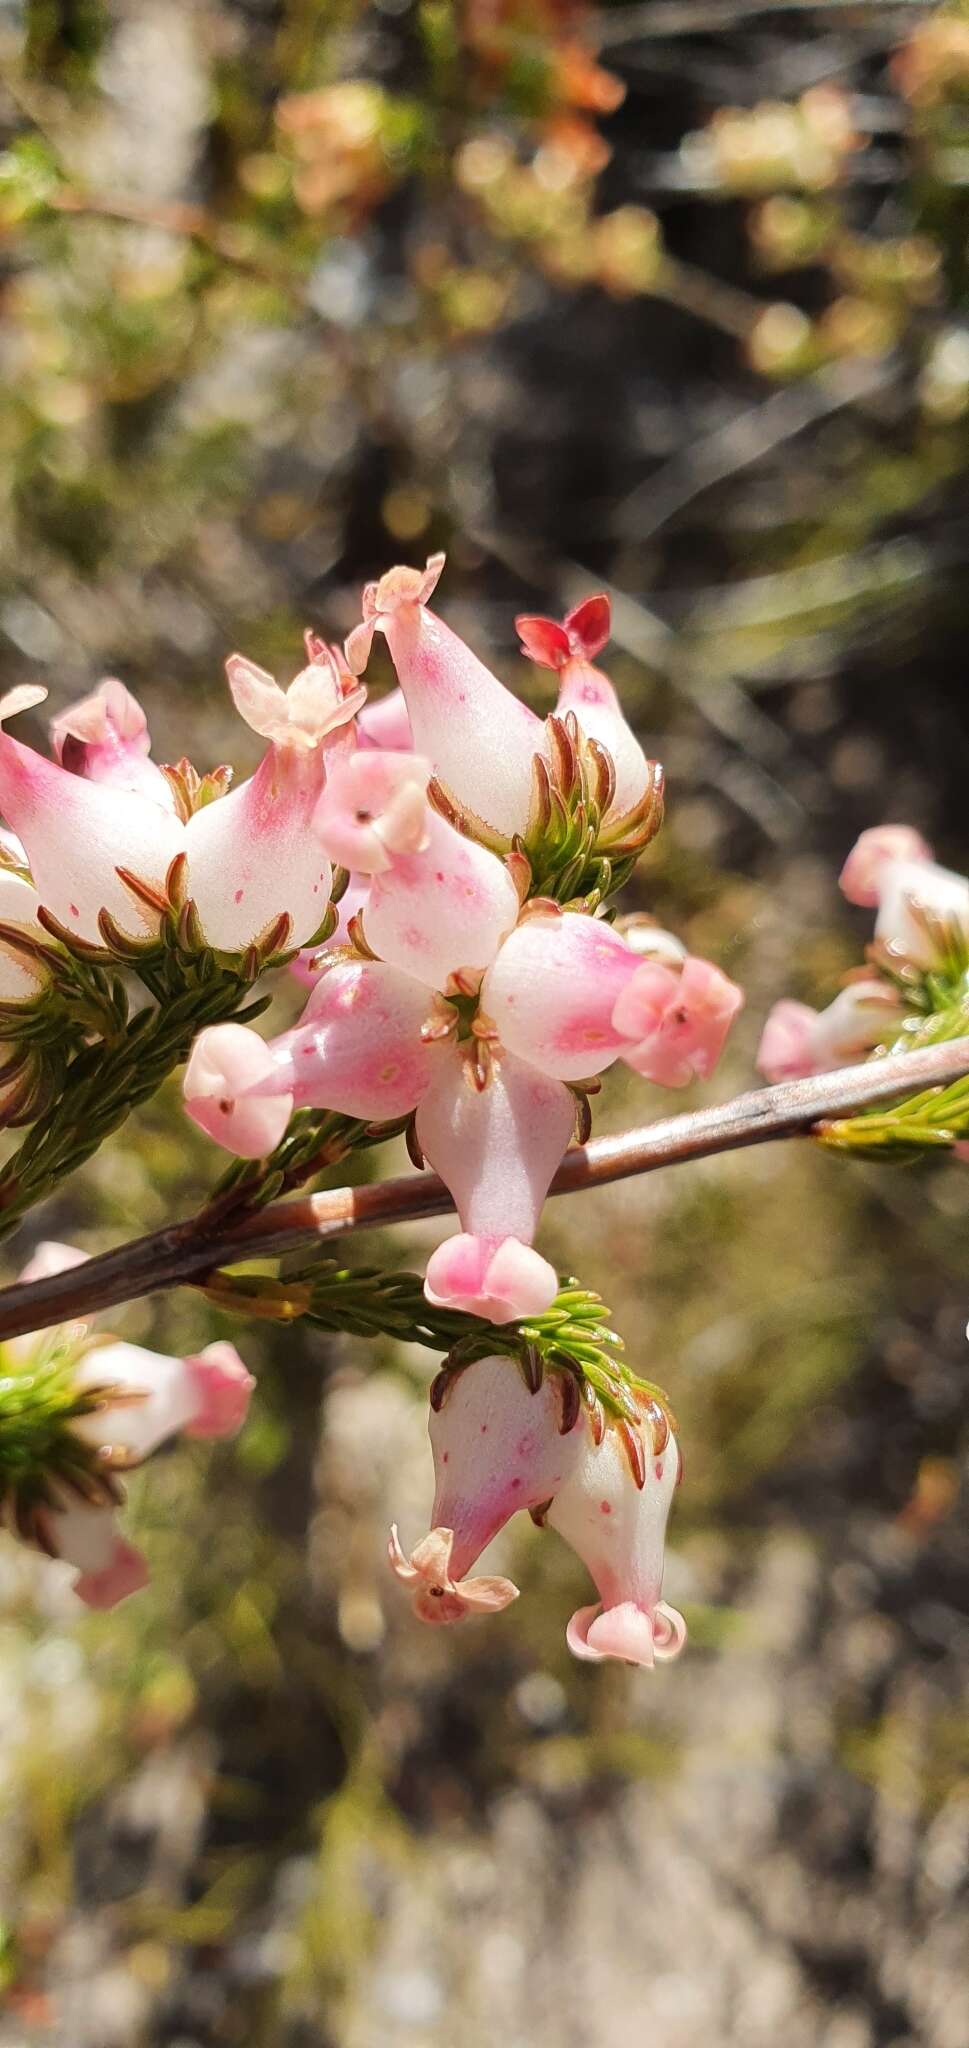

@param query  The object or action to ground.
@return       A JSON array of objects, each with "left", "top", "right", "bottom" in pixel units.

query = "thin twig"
[{"left": 0, "top": 1038, "right": 966, "bottom": 1341}]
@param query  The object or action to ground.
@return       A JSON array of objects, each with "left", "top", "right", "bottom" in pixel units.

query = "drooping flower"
[
  {"left": 389, "top": 1352, "right": 585, "bottom": 1622},
  {"left": 0, "top": 641, "right": 359, "bottom": 954},
  {"left": 2, "top": 1242, "right": 254, "bottom": 1608},
  {"left": 547, "top": 1416, "right": 686, "bottom": 1668},
  {"left": 757, "top": 979, "right": 907, "bottom": 1082},
  {"left": 516, "top": 594, "right": 651, "bottom": 819}
]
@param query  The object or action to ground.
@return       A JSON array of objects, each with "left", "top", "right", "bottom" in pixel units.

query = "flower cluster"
[
  {"left": 0, "top": 1242, "right": 252, "bottom": 1609},
  {"left": 390, "top": 1351, "right": 685, "bottom": 1670},
  {"left": 758, "top": 824, "right": 969, "bottom": 1083},
  {"left": 185, "top": 557, "right": 743, "bottom": 1323}
]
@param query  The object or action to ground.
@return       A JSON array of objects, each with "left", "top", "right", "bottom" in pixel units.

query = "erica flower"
[
  {"left": 345, "top": 553, "right": 543, "bottom": 841},
  {"left": 757, "top": 979, "right": 907, "bottom": 1082},
  {"left": 345, "top": 557, "right": 659, "bottom": 846},
  {"left": 185, "top": 757, "right": 742, "bottom": 1320},
  {"left": 516, "top": 594, "right": 651, "bottom": 820},
  {"left": 389, "top": 1353, "right": 585, "bottom": 1620},
  {"left": 387, "top": 1349, "right": 684, "bottom": 1669},
  {"left": 839, "top": 825, "right": 969, "bottom": 972},
  {"left": 0, "top": 638, "right": 361, "bottom": 955},
  {"left": 2, "top": 1242, "right": 254, "bottom": 1609},
  {"left": 547, "top": 1417, "right": 686, "bottom": 1668},
  {"left": 49, "top": 678, "right": 176, "bottom": 810}
]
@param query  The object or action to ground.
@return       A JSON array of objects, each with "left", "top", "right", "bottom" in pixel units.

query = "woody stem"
[{"left": 0, "top": 1037, "right": 966, "bottom": 1340}]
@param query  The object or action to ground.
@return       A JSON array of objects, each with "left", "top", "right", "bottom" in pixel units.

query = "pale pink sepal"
[
  {"left": 0, "top": 870, "right": 50, "bottom": 1000},
  {"left": 839, "top": 825, "right": 932, "bottom": 907},
  {"left": 388, "top": 1523, "right": 518, "bottom": 1625},
  {"left": 414, "top": 1044, "right": 576, "bottom": 1248},
  {"left": 424, "top": 1233, "right": 559, "bottom": 1324},
  {"left": 183, "top": 1023, "right": 294, "bottom": 1157},
  {"left": 312, "top": 751, "right": 431, "bottom": 874}
]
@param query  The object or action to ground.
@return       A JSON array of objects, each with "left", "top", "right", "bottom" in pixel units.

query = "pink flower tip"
[
  {"left": 184, "top": 1341, "right": 255, "bottom": 1438},
  {"left": 345, "top": 554, "right": 447, "bottom": 675},
  {"left": 226, "top": 646, "right": 365, "bottom": 751},
  {"left": 423, "top": 1234, "right": 559, "bottom": 1324},
  {"left": 388, "top": 1524, "right": 519, "bottom": 1625},
  {"left": 566, "top": 1598, "right": 687, "bottom": 1668},
  {"left": 839, "top": 825, "right": 932, "bottom": 907},
  {"left": 50, "top": 678, "right": 148, "bottom": 760},
  {"left": 756, "top": 998, "right": 821, "bottom": 1082},
  {"left": 516, "top": 594, "right": 611, "bottom": 670},
  {"left": 312, "top": 751, "right": 431, "bottom": 873},
  {"left": 613, "top": 954, "right": 744, "bottom": 1087},
  {"left": 73, "top": 1538, "right": 150, "bottom": 1611},
  {"left": 183, "top": 1022, "right": 293, "bottom": 1157}
]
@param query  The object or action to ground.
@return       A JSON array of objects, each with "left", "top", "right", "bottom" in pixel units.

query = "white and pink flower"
[
  {"left": 0, "top": 638, "right": 361, "bottom": 954},
  {"left": 5, "top": 1241, "right": 254, "bottom": 1609},
  {"left": 757, "top": 978, "right": 907, "bottom": 1082},
  {"left": 388, "top": 1350, "right": 685, "bottom": 1668},
  {"left": 184, "top": 755, "right": 741, "bottom": 1321}
]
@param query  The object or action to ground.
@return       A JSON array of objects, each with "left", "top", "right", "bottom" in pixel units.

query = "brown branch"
[{"left": 0, "top": 1037, "right": 966, "bottom": 1342}]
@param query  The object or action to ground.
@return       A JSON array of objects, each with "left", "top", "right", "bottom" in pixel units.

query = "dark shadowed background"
[{"left": 0, "top": 3, "right": 968, "bottom": 2044}]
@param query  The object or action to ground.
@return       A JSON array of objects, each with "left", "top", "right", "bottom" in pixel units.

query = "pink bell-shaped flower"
[
  {"left": 757, "top": 979, "right": 906, "bottom": 1082},
  {"left": 482, "top": 909, "right": 642, "bottom": 1080},
  {"left": 0, "top": 685, "right": 184, "bottom": 945},
  {"left": 517, "top": 595, "right": 651, "bottom": 820},
  {"left": 484, "top": 910, "right": 743, "bottom": 1089},
  {"left": 548, "top": 1417, "right": 686, "bottom": 1668},
  {"left": 389, "top": 1352, "right": 585, "bottom": 1622},
  {"left": 49, "top": 678, "right": 176, "bottom": 810},
  {"left": 181, "top": 644, "right": 358, "bottom": 954},
  {"left": 415, "top": 1043, "right": 574, "bottom": 1321},
  {"left": 345, "top": 554, "right": 543, "bottom": 841},
  {"left": 6, "top": 1242, "right": 255, "bottom": 1608}
]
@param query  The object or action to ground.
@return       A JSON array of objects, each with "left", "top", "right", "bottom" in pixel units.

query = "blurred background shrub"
[{"left": 0, "top": 3, "right": 968, "bottom": 2044}]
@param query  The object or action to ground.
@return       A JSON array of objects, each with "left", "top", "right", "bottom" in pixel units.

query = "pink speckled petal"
[
  {"left": 364, "top": 808, "right": 519, "bottom": 987},
  {"left": 483, "top": 911, "right": 638, "bottom": 1080},
  {"left": 183, "top": 1023, "right": 294, "bottom": 1157}
]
